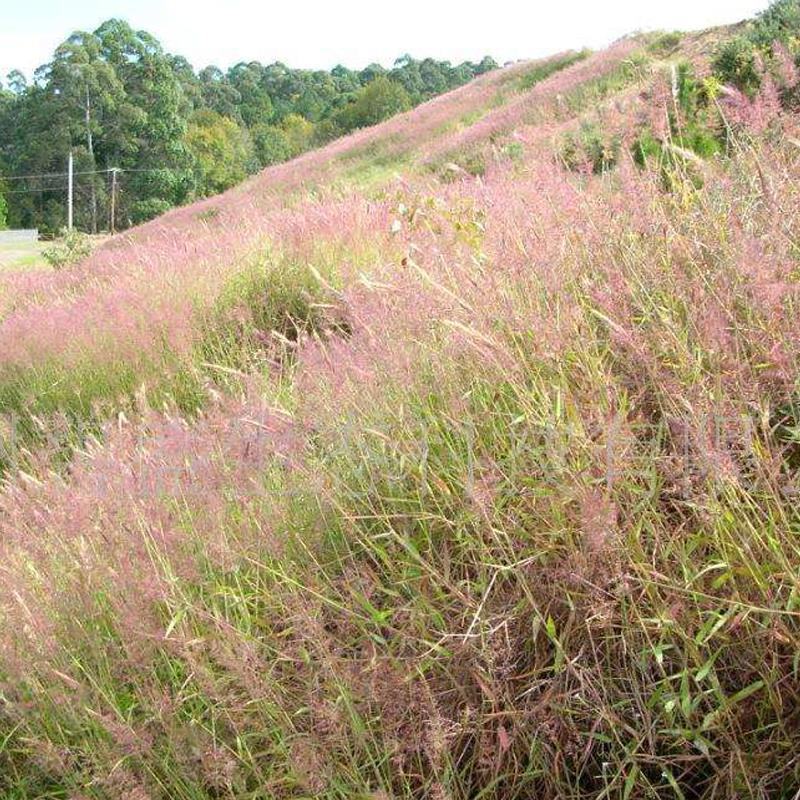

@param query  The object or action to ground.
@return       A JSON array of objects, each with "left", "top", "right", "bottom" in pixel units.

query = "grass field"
[{"left": 0, "top": 239, "right": 49, "bottom": 271}]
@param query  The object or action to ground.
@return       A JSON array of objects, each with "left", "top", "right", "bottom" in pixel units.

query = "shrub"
[
  {"left": 130, "top": 197, "right": 174, "bottom": 224},
  {"left": 196, "top": 253, "right": 345, "bottom": 376},
  {"left": 648, "top": 31, "right": 683, "bottom": 56},
  {"left": 748, "top": 0, "right": 800, "bottom": 48},
  {"left": 673, "top": 65, "right": 723, "bottom": 158},
  {"left": 560, "top": 122, "right": 621, "bottom": 173},
  {"left": 632, "top": 64, "right": 721, "bottom": 182},
  {"left": 196, "top": 206, "right": 220, "bottom": 223},
  {"left": 631, "top": 128, "right": 663, "bottom": 167},
  {"left": 681, "top": 123, "right": 722, "bottom": 158},
  {"left": 712, "top": 37, "right": 761, "bottom": 95},
  {"left": 333, "top": 77, "right": 412, "bottom": 133},
  {"left": 435, "top": 147, "right": 487, "bottom": 181},
  {"left": 502, "top": 140, "right": 525, "bottom": 163},
  {"left": 0, "top": 191, "right": 7, "bottom": 229},
  {"left": 41, "top": 227, "right": 93, "bottom": 269},
  {"left": 515, "top": 50, "right": 590, "bottom": 91}
]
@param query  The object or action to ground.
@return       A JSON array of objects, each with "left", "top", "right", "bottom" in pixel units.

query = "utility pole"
[
  {"left": 85, "top": 86, "right": 97, "bottom": 234},
  {"left": 109, "top": 168, "right": 119, "bottom": 234},
  {"left": 67, "top": 151, "right": 74, "bottom": 231}
]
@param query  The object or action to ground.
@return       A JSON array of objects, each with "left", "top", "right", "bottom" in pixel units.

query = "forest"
[{"left": 0, "top": 19, "right": 496, "bottom": 233}]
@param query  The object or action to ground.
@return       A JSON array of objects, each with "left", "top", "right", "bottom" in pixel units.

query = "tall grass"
[{"left": 2, "top": 27, "right": 800, "bottom": 800}]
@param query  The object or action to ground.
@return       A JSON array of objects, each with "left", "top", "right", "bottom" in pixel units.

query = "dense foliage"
[
  {"left": 0, "top": 20, "right": 496, "bottom": 233},
  {"left": 712, "top": 0, "right": 800, "bottom": 95},
  {"left": 559, "top": 0, "right": 800, "bottom": 179},
  {"left": 40, "top": 227, "right": 94, "bottom": 269}
]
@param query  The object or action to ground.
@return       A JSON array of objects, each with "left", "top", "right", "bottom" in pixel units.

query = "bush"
[
  {"left": 333, "top": 77, "right": 412, "bottom": 133},
  {"left": 681, "top": 123, "right": 722, "bottom": 158},
  {"left": 648, "top": 31, "right": 683, "bottom": 56},
  {"left": 130, "top": 197, "right": 174, "bottom": 225},
  {"left": 748, "top": 0, "right": 800, "bottom": 48},
  {"left": 0, "top": 192, "right": 7, "bottom": 230},
  {"left": 41, "top": 227, "right": 93, "bottom": 269},
  {"left": 712, "top": 37, "right": 761, "bottom": 96},
  {"left": 502, "top": 140, "right": 525, "bottom": 163},
  {"left": 515, "top": 50, "right": 590, "bottom": 91},
  {"left": 631, "top": 128, "right": 663, "bottom": 168},
  {"left": 560, "top": 122, "right": 621, "bottom": 174},
  {"left": 196, "top": 255, "right": 343, "bottom": 376},
  {"left": 673, "top": 64, "right": 723, "bottom": 158},
  {"left": 631, "top": 65, "right": 721, "bottom": 191},
  {"left": 434, "top": 147, "right": 487, "bottom": 182}
]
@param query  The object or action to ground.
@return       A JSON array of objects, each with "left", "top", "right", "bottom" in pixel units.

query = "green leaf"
[
  {"left": 695, "top": 652, "right": 718, "bottom": 683},
  {"left": 728, "top": 679, "right": 765, "bottom": 706},
  {"left": 661, "top": 768, "right": 687, "bottom": 800},
  {"left": 623, "top": 765, "right": 639, "bottom": 800},
  {"left": 164, "top": 605, "right": 186, "bottom": 638}
]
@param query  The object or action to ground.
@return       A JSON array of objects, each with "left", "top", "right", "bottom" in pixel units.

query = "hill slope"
[{"left": 2, "top": 20, "right": 800, "bottom": 800}]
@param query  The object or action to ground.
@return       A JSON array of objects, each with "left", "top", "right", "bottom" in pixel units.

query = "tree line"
[{"left": 0, "top": 19, "right": 497, "bottom": 234}]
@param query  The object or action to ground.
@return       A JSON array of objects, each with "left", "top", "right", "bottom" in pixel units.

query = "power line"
[
  {"left": 2, "top": 185, "right": 69, "bottom": 195},
  {"left": 109, "top": 167, "right": 181, "bottom": 173},
  {"left": 1, "top": 166, "right": 186, "bottom": 183},
  {"left": 0, "top": 168, "right": 112, "bottom": 182},
  {"left": 0, "top": 170, "right": 69, "bottom": 182},
  {"left": 1, "top": 159, "right": 193, "bottom": 233},
  {"left": 2, "top": 174, "right": 111, "bottom": 195}
]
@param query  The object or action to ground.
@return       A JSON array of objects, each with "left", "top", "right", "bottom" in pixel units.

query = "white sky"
[{"left": 1, "top": 0, "right": 768, "bottom": 83}]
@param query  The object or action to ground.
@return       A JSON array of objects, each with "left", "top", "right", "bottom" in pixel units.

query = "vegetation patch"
[
  {"left": 41, "top": 228, "right": 94, "bottom": 270},
  {"left": 4, "top": 4, "right": 800, "bottom": 799},
  {"left": 514, "top": 49, "right": 591, "bottom": 91}
]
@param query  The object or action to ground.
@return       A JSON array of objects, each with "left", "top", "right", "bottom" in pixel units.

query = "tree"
[
  {"left": 0, "top": 191, "right": 7, "bottom": 229},
  {"left": 89, "top": 19, "right": 195, "bottom": 221},
  {"left": 228, "top": 62, "right": 274, "bottom": 127},
  {"left": 336, "top": 77, "right": 411, "bottom": 132},
  {"left": 332, "top": 64, "right": 360, "bottom": 94},
  {"left": 359, "top": 63, "right": 387, "bottom": 85},
  {"left": 251, "top": 123, "right": 292, "bottom": 166},
  {"left": 259, "top": 62, "right": 304, "bottom": 120},
  {"left": 199, "top": 66, "right": 242, "bottom": 119},
  {"left": 280, "top": 113, "right": 315, "bottom": 156},
  {"left": 185, "top": 109, "right": 255, "bottom": 195},
  {"left": 293, "top": 70, "right": 339, "bottom": 122},
  {"left": 6, "top": 70, "right": 28, "bottom": 95},
  {"left": 390, "top": 56, "right": 425, "bottom": 102},
  {"left": 476, "top": 56, "right": 499, "bottom": 75},
  {"left": 419, "top": 58, "right": 449, "bottom": 96},
  {"left": 0, "top": 18, "right": 496, "bottom": 231},
  {"left": 43, "top": 29, "right": 125, "bottom": 232},
  {"left": 169, "top": 55, "right": 203, "bottom": 115}
]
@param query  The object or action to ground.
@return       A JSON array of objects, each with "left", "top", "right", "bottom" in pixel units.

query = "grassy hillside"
[{"left": 2, "top": 18, "right": 800, "bottom": 800}]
